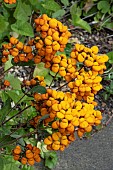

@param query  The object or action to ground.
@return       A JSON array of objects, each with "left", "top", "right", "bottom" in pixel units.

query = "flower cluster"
[
  {"left": 1, "top": 14, "right": 109, "bottom": 163},
  {"left": 2, "top": 37, "right": 34, "bottom": 63},
  {"left": 31, "top": 89, "right": 103, "bottom": 151},
  {"left": 13, "top": 144, "right": 41, "bottom": 165},
  {"left": 34, "top": 14, "right": 71, "bottom": 56}
]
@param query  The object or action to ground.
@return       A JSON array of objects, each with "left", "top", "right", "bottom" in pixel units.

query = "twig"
[
  {"left": 105, "top": 114, "right": 113, "bottom": 126},
  {"left": 1, "top": 105, "right": 31, "bottom": 126}
]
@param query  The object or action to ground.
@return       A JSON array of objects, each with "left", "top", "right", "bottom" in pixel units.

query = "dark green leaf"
[
  {"left": 31, "top": 85, "right": 46, "bottom": 94},
  {"left": 97, "top": 1, "right": 110, "bottom": 13},
  {"left": 45, "top": 151, "right": 58, "bottom": 169},
  {"left": 29, "top": 0, "right": 38, "bottom": 6},
  {"left": 11, "top": 20, "right": 34, "bottom": 37},
  {"left": 13, "top": 1, "right": 28, "bottom": 21},
  {"left": 61, "top": 0, "right": 69, "bottom": 6},
  {"left": 3, "top": 2, "right": 16, "bottom": 8},
  {"left": 107, "top": 51, "right": 113, "bottom": 64},
  {"left": 0, "top": 157, "right": 4, "bottom": 170},
  {"left": 71, "top": 14, "right": 91, "bottom": 33},
  {"left": 42, "top": 0, "right": 61, "bottom": 12},
  {"left": 52, "top": 9, "right": 66, "bottom": 19},
  {"left": 0, "top": 99, "right": 11, "bottom": 124},
  {"left": 104, "top": 22, "right": 113, "bottom": 30},
  {"left": 0, "top": 15, "right": 9, "bottom": 34},
  {"left": 0, "top": 91, "right": 9, "bottom": 103}
]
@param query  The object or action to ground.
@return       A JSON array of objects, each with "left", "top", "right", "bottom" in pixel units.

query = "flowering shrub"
[{"left": 0, "top": 13, "right": 108, "bottom": 170}]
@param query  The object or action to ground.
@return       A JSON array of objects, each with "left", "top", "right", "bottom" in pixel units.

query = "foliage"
[{"left": 0, "top": 0, "right": 111, "bottom": 169}]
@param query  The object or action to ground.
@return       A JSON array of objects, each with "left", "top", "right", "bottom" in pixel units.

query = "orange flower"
[{"left": 4, "top": 80, "right": 10, "bottom": 86}]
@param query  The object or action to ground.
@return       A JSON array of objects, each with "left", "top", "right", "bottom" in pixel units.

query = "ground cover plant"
[{"left": 0, "top": 0, "right": 112, "bottom": 170}]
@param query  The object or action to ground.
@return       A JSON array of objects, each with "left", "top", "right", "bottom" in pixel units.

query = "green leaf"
[
  {"left": 31, "top": 85, "right": 46, "bottom": 94},
  {"left": 5, "top": 74, "right": 21, "bottom": 90},
  {"left": 0, "top": 99, "right": 11, "bottom": 124},
  {"left": 110, "top": 80, "right": 113, "bottom": 89},
  {"left": 97, "top": 1, "right": 110, "bottom": 13},
  {"left": 3, "top": 162, "right": 20, "bottom": 170},
  {"left": 45, "top": 151, "right": 58, "bottom": 169},
  {"left": 0, "top": 91, "right": 9, "bottom": 103},
  {"left": 71, "top": 14, "right": 91, "bottom": 33},
  {"left": 6, "top": 90, "right": 23, "bottom": 103},
  {"left": 42, "top": 0, "right": 61, "bottom": 12},
  {"left": 33, "top": 62, "right": 49, "bottom": 77},
  {"left": 4, "top": 55, "right": 13, "bottom": 71},
  {"left": 11, "top": 20, "right": 34, "bottom": 37},
  {"left": 61, "top": 0, "right": 69, "bottom": 6},
  {"left": 104, "top": 22, "right": 113, "bottom": 30},
  {"left": 45, "top": 74, "right": 53, "bottom": 86},
  {"left": 0, "top": 15, "right": 9, "bottom": 34},
  {"left": 0, "top": 157, "right": 4, "bottom": 170},
  {"left": 107, "top": 51, "right": 113, "bottom": 64},
  {"left": 22, "top": 3, "right": 32, "bottom": 16},
  {"left": 70, "top": 3, "right": 82, "bottom": 17},
  {"left": 3, "top": 2, "right": 17, "bottom": 8},
  {"left": 29, "top": 0, "right": 38, "bottom": 6},
  {"left": 13, "top": 1, "right": 29, "bottom": 21},
  {"left": 52, "top": 9, "right": 66, "bottom": 19}
]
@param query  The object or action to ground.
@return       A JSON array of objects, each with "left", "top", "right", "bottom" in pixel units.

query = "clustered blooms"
[
  {"left": 13, "top": 144, "right": 41, "bottom": 165},
  {"left": 1, "top": 14, "right": 109, "bottom": 163},
  {"left": 2, "top": 37, "right": 33, "bottom": 63},
  {"left": 4, "top": 0, "right": 16, "bottom": 4},
  {"left": 30, "top": 89, "right": 103, "bottom": 151},
  {"left": 2, "top": 14, "right": 71, "bottom": 65}
]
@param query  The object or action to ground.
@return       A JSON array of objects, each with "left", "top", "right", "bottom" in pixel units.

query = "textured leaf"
[
  {"left": 11, "top": 20, "right": 34, "bottom": 37},
  {"left": 31, "top": 85, "right": 46, "bottom": 94},
  {"left": 61, "top": 0, "right": 69, "bottom": 6},
  {"left": 29, "top": 0, "right": 38, "bottom": 6},
  {"left": 3, "top": 2, "right": 16, "bottom": 8},
  {"left": 97, "top": 1, "right": 110, "bottom": 13},
  {"left": 0, "top": 99, "right": 11, "bottom": 124},
  {"left": 13, "top": 1, "right": 28, "bottom": 21},
  {"left": 71, "top": 14, "right": 91, "bottom": 33},
  {"left": 45, "top": 151, "right": 58, "bottom": 169},
  {"left": 4, "top": 55, "right": 13, "bottom": 71},
  {"left": 107, "top": 51, "right": 113, "bottom": 64},
  {"left": 33, "top": 62, "right": 49, "bottom": 77},
  {"left": 45, "top": 75, "right": 53, "bottom": 86},
  {"left": 52, "top": 9, "right": 66, "bottom": 18},
  {"left": 5, "top": 73, "right": 21, "bottom": 90},
  {"left": 70, "top": 3, "right": 81, "bottom": 17},
  {"left": 0, "top": 157, "right": 4, "bottom": 170},
  {"left": 0, "top": 15, "right": 9, "bottom": 34},
  {"left": 42, "top": 0, "right": 61, "bottom": 12}
]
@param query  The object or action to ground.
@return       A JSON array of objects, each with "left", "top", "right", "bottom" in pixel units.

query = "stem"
[
  {"left": 105, "top": 114, "right": 113, "bottom": 126},
  {"left": 1, "top": 129, "right": 38, "bottom": 147},
  {"left": 0, "top": 123, "right": 26, "bottom": 145},
  {"left": 56, "top": 81, "right": 69, "bottom": 91},
  {"left": 0, "top": 66, "right": 14, "bottom": 80},
  {"left": 2, "top": 93, "right": 27, "bottom": 122},
  {"left": 1, "top": 105, "right": 31, "bottom": 126}
]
